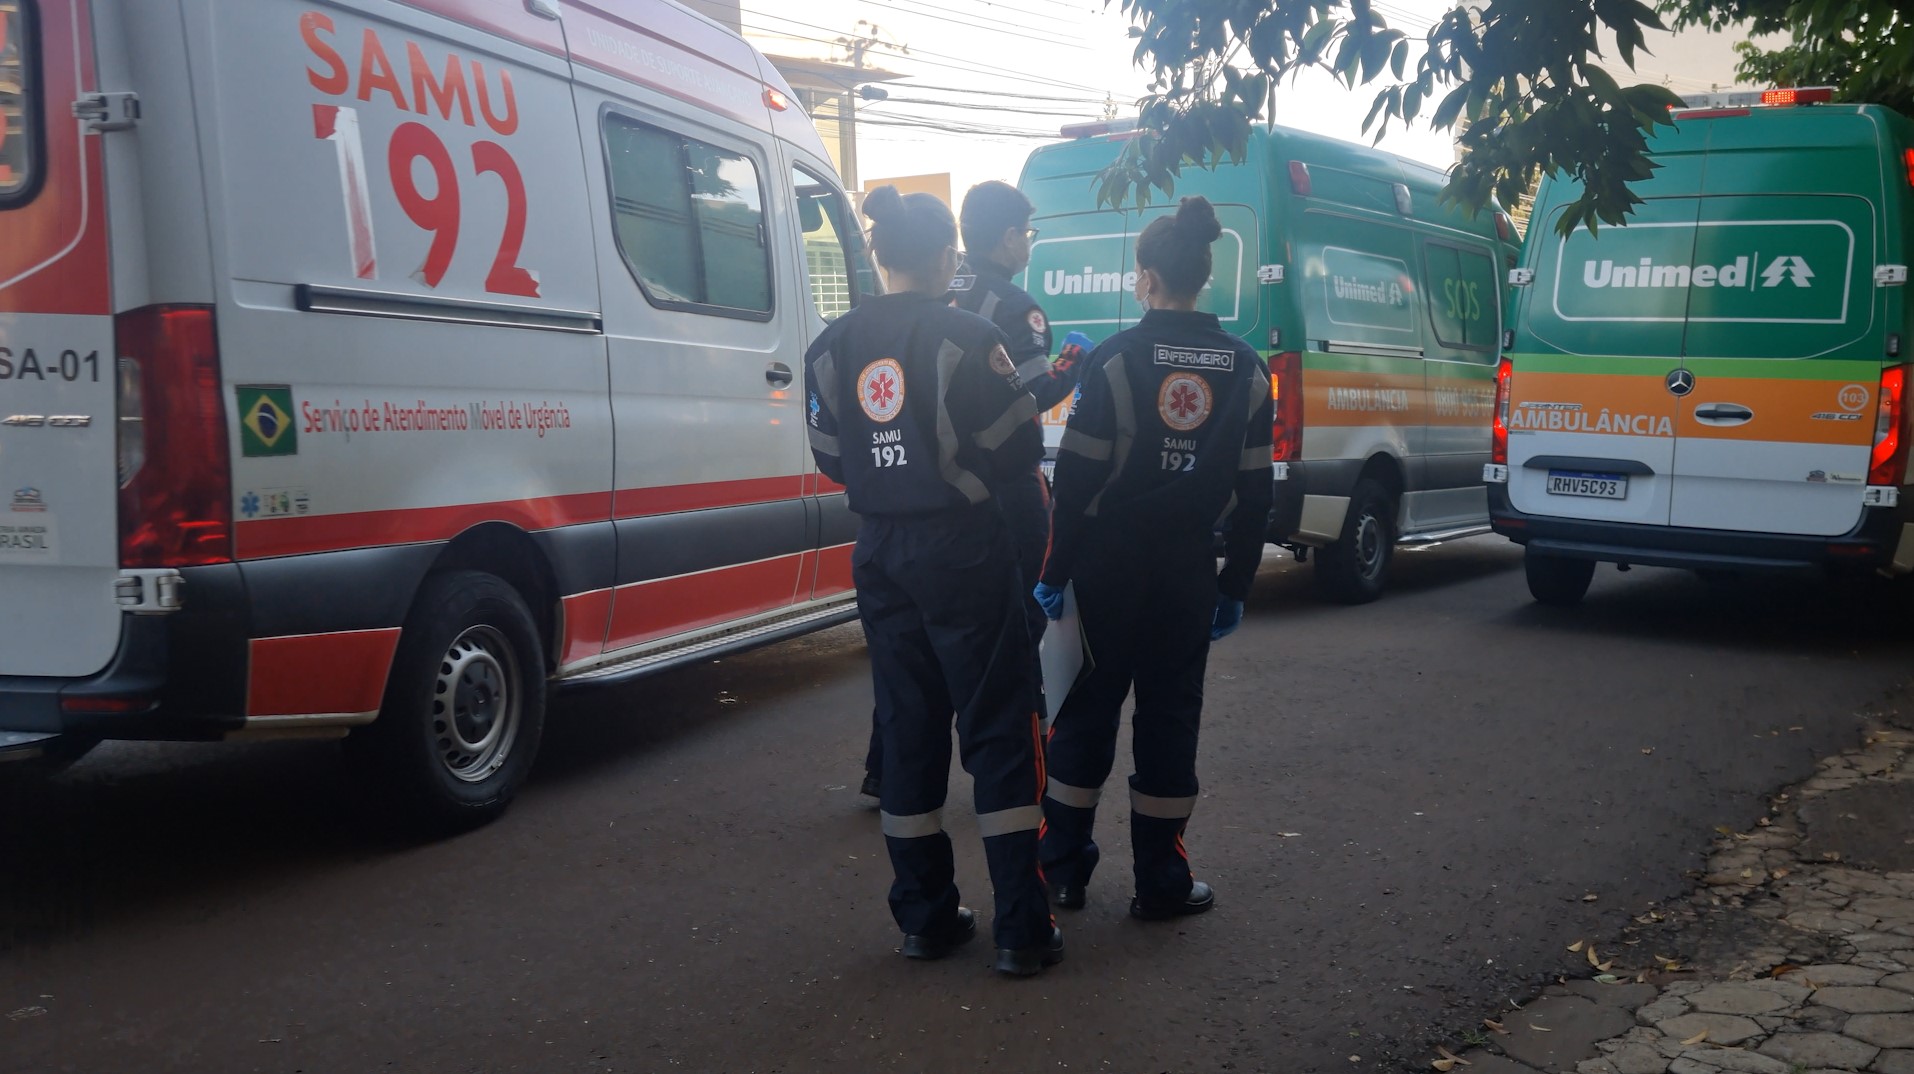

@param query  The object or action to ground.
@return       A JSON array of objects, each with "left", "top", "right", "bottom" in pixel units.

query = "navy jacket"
[
  {"left": 805, "top": 292, "right": 1043, "bottom": 517},
  {"left": 1041, "top": 309, "right": 1275, "bottom": 600},
  {"left": 949, "top": 255, "right": 1079, "bottom": 412}
]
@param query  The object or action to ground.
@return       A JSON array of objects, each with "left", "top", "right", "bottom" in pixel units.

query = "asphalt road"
[{"left": 4, "top": 539, "right": 1911, "bottom": 1073}]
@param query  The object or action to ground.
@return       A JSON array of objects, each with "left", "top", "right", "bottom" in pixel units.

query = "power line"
[
  {"left": 888, "top": 80, "right": 1114, "bottom": 105},
  {"left": 852, "top": 0, "right": 1094, "bottom": 51},
  {"left": 877, "top": 94, "right": 1105, "bottom": 118},
  {"left": 743, "top": 12, "right": 1103, "bottom": 93}
]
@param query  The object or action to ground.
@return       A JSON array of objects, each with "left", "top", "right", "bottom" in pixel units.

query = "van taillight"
[
  {"left": 1870, "top": 366, "right": 1909, "bottom": 487},
  {"left": 116, "top": 305, "right": 232, "bottom": 568},
  {"left": 1492, "top": 357, "right": 1514, "bottom": 465},
  {"left": 1268, "top": 351, "right": 1302, "bottom": 461}
]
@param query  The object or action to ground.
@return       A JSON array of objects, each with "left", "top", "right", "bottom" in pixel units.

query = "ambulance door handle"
[
  {"left": 766, "top": 362, "right": 794, "bottom": 388},
  {"left": 1693, "top": 403, "right": 1754, "bottom": 427}
]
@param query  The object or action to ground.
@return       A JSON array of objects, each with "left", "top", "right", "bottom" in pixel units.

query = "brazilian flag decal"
[{"left": 238, "top": 386, "right": 297, "bottom": 458}]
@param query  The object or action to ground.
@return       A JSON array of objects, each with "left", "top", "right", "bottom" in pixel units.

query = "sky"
[{"left": 736, "top": 0, "right": 1763, "bottom": 203}]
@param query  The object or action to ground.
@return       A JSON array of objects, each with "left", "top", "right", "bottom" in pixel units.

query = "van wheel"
[
  {"left": 347, "top": 570, "right": 546, "bottom": 833},
  {"left": 1315, "top": 479, "right": 1396, "bottom": 605},
  {"left": 1526, "top": 551, "right": 1596, "bottom": 607}
]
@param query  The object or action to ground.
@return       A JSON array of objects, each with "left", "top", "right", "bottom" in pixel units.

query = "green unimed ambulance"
[
  {"left": 1488, "top": 89, "right": 1914, "bottom": 605},
  {"left": 1018, "top": 121, "right": 1520, "bottom": 602}
]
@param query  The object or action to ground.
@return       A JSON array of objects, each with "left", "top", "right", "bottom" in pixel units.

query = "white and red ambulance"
[{"left": 0, "top": 0, "right": 874, "bottom": 827}]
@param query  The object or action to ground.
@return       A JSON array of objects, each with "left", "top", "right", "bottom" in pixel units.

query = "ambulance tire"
[
  {"left": 1315, "top": 479, "right": 1396, "bottom": 605},
  {"left": 1525, "top": 551, "right": 1596, "bottom": 607},
  {"left": 348, "top": 570, "right": 547, "bottom": 833}
]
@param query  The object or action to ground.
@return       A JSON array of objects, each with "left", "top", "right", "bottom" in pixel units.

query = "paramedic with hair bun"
[
  {"left": 803, "top": 185, "right": 1063, "bottom": 977},
  {"left": 1032, "top": 195, "right": 1275, "bottom": 922}
]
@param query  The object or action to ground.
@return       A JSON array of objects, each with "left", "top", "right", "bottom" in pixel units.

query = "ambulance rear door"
[
  {"left": 1506, "top": 184, "right": 1705, "bottom": 528},
  {"left": 0, "top": 0, "right": 122, "bottom": 679},
  {"left": 1668, "top": 109, "right": 1887, "bottom": 537}
]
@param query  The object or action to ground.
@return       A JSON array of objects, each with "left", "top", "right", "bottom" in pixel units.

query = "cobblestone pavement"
[{"left": 1441, "top": 719, "right": 1914, "bottom": 1074}]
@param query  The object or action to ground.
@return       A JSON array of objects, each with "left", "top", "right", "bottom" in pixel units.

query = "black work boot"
[
  {"left": 993, "top": 926, "right": 1065, "bottom": 977},
  {"left": 902, "top": 907, "right": 976, "bottom": 960},
  {"left": 1046, "top": 877, "right": 1086, "bottom": 910},
  {"left": 860, "top": 771, "right": 881, "bottom": 799},
  {"left": 1129, "top": 880, "right": 1215, "bottom": 921}
]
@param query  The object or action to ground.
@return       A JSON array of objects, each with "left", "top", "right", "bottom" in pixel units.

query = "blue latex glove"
[
  {"left": 1033, "top": 582, "right": 1066, "bottom": 621},
  {"left": 1209, "top": 597, "right": 1244, "bottom": 641}
]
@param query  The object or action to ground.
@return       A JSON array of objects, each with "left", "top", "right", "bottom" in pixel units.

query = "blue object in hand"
[
  {"left": 1209, "top": 597, "right": 1244, "bottom": 641},
  {"left": 1033, "top": 582, "right": 1066, "bottom": 621},
  {"left": 1055, "top": 331, "right": 1096, "bottom": 373}
]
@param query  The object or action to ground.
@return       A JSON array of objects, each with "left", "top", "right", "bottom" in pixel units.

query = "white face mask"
[{"left": 1134, "top": 267, "right": 1152, "bottom": 311}]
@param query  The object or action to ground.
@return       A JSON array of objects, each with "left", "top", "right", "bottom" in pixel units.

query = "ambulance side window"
[
  {"left": 0, "top": 0, "right": 41, "bottom": 207},
  {"left": 602, "top": 113, "right": 774, "bottom": 319},
  {"left": 1422, "top": 242, "right": 1500, "bottom": 356},
  {"left": 791, "top": 166, "right": 875, "bottom": 322}
]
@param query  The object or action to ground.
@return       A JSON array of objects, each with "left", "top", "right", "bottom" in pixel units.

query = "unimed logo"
[{"left": 1580, "top": 255, "right": 1814, "bottom": 290}]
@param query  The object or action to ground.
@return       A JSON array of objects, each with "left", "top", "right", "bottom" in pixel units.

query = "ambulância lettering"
[{"left": 1509, "top": 403, "right": 1674, "bottom": 436}]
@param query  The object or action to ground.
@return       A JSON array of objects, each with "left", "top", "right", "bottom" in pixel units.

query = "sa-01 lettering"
[{"left": 0, "top": 349, "right": 101, "bottom": 382}]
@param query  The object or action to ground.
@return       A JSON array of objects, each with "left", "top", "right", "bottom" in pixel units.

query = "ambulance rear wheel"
[
  {"left": 1525, "top": 551, "right": 1596, "bottom": 607},
  {"left": 1315, "top": 479, "right": 1395, "bottom": 605},
  {"left": 348, "top": 570, "right": 547, "bottom": 833}
]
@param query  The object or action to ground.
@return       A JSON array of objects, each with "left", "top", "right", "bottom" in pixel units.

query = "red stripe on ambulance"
[{"left": 246, "top": 628, "right": 403, "bottom": 717}]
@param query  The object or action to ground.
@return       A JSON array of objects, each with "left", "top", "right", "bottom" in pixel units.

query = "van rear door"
[
  {"left": 0, "top": 0, "right": 122, "bottom": 679},
  {"left": 1668, "top": 112, "right": 1888, "bottom": 536},
  {"left": 1505, "top": 191, "right": 1700, "bottom": 527}
]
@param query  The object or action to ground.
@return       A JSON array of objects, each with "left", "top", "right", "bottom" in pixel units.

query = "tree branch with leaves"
[{"left": 1101, "top": 0, "right": 1903, "bottom": 235}]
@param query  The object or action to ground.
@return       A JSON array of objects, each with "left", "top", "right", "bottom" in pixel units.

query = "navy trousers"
[
  {"left": 1039, "top": 530, "right": 1215, "bottom": 904},
  {"left": 866, "top": 466, "right": 1050, "bottom": 773},
  {"left": 854, "top": 505, "right": 1052, "bottom": 950}
]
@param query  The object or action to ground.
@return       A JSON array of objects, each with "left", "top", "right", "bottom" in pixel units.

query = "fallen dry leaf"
[
  {"left": 1769, "top": 963, "right": 1801, "bottom": 978},
  {"left": 1757, "top": 817, "right": 1772, "bottom": 827},
  {"left": 1583, "top": 893, "right": 1599, "bottom": 902},
  {"left": 1436, "top": 1045, "right": 1469, "bottom": 1065},
  {"left": 1681, "top": 1029, "right": 1709, "bottom": 1045},
  {"left": 1586, "top": 946, "right": 1601, "bottom": 968},
  {"left": 1529, "top": 1024, "right": 1552, "bottom": 1032},
  {"left": 1641, "top": 747, "right": 1654, "bottom": 755},
  {"left": 1482, "top": 1019, "right": 1507, "bottom": 1035},
  {"left": 1431, "top": 1061, "right": 1456, "bottom": 1072},
  {"left": 1567, "top": 940, "right": 1585, "bottom": 953},
  {"left": 1772, "top": 868, "right": 1791, "bottom": 880},
  {"left": 1593, "top": 974, "right": 1620, "bottom": 984},
  {"left": 1741, "top": 868, "right": 1754, "bottom": 878}
]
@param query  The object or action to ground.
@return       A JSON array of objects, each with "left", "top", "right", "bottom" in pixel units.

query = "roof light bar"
[
  {"left": 1060, "top": 118, "right": 1139, "bottom": 140},
  {"left": 1673, "top": 86, "right": 1836, "bottom": 110}
]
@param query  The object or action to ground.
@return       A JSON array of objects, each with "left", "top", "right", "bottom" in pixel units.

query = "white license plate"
[{"left": 1547, "top": 471, "right": 1627, "bottom": 499}]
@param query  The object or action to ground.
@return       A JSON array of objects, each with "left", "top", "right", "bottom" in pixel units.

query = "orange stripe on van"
[
  {"left": 1302, "top": 370, "right": 1424, "bottom": 428},
  {"left": 246, "top": 628, "right": 402, "bottom": 717},
  {"left": 1676, "top": 376, "right": 1878, "bottom": 446}
]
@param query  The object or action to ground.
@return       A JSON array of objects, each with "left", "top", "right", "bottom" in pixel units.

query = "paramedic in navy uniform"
[
  {"left": 862, "top": 180, "right": 1091, "bottom": 796},
  {"left": 1033, "top": 196, "right": 1275, "bottom": 921},
  {"left": 804, "top": 185, "right": 1063, "bottom": 976}
]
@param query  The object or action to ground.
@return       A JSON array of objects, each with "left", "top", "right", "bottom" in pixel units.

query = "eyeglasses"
[{"left": 1022, "top": 228, "right": 1041, "bottom": 242}]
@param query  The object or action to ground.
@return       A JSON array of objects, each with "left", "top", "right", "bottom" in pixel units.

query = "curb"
[{"left": 1433, "top": 721, "right": 1914, "bottom": 1074}]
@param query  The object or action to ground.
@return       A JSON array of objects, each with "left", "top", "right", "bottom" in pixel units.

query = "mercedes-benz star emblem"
[{"left": 1666, "top": 369, "right": 1696, "bottom": 397}]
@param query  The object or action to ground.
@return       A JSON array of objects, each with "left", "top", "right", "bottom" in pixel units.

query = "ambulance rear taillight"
[
  {"left": 1491, "top": 357, "right": 1514, "bottom": 465},
  {"left": 1869, "top": 366, "right": 1909, "bottom": 488},
  {"left": 1269, "top": 352, "right": 1302, "bottom": 462},
  {"left": 117, "top": 306, "right": 233, "bottom": 568}
]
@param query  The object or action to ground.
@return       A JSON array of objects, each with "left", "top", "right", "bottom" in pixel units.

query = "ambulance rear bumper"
[
  {"left": 1488, "top": 486, "right": 1910, "bottom": 573},
  {"left": 1265, "top": 460, "right": 1307, "bottom": 540},
  {"left": 0, "top": 564, "right": 249, "bottom": 740}
]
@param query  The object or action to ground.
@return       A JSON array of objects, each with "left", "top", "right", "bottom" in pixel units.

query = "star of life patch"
[
  {"left": 858, "top": 358, "right": 907, "bottom": 423},
  {"left": 1154, "top": 344, "right": 1234, "bottom": 372},
  {"left": 988, "top": 344, "right": 1017, "bottom": 378},
  {"left": 1027, "top": 308, "right": 1048, "bottom": 334},
  {"left": 1158, "top": 373, "right": 1214, "bottom": 432}
]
